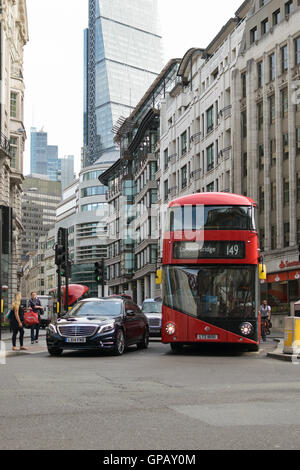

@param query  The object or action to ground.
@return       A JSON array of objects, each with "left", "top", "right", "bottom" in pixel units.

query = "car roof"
[{"left": 80, "top": 298, "right": 123, "bottom": 303}]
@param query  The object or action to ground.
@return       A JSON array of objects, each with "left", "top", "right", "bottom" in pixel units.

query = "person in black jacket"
[
  {"left": 10, "top": 292, "right": 27, "bottom": 351},
  {"left": 28, "top": 292, "right": 43, "bottom": 344}
]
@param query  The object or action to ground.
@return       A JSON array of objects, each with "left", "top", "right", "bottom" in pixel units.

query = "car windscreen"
[
  {"left": 142, "top": 302, "right": 162, "bottom": 314},
  {"left": 66, "top": 301, "right": 122, "bottom": 318}
]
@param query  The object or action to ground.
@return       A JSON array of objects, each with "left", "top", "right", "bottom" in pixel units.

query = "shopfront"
[{"left": 260, "top": 259, "right": 300, "bottom": 323}]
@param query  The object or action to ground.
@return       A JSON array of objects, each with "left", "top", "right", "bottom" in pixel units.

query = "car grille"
[
  {"left": 57, "top": 324, "right": 99, "bottom": 338},
  {"left": 148, "top": 318, "right": 161, "bottom": 327}
]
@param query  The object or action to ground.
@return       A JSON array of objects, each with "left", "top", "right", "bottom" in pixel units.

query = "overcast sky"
[{"left": 23, "top": 0, "right": 243, "bottom": 175}]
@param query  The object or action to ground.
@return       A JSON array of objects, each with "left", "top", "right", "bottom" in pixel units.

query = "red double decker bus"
[{"left": 162, "top": 193, "right": 261, "bottom": 353}]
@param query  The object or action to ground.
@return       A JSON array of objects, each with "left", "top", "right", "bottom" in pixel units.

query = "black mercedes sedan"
[{"left": 46, "top": 298, "right": 149, "bottom": 356}]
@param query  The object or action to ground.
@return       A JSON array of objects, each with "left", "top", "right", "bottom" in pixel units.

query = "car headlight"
[
  {"left": 240, "top": 322, "right": 253, "bottom": 336},
  {"left": 48, "top": 324, "right": 57, "bottom": 334},
  {"left": 165, "top": 322, "right": 176, "bottom": 336},
  {"left": 99, "top": 322, "right": 115, "bottom": 334}
]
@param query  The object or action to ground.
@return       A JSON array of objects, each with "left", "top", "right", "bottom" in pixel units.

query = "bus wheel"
[{"left": 170, "top": 343, "right": 184, "bottom": 354}]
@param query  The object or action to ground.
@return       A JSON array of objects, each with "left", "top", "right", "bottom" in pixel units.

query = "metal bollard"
[{"left": 0, "top": 341, "right": 6, "bottom": 365}]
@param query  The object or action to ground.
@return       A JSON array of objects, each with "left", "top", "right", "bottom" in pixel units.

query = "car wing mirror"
[{"left": 126, "top": 310, "right": 135, "bottom": 316}]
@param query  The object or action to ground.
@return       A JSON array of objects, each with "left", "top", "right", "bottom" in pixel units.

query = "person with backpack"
[
  {"left": 9, "top": 292, "right": 27, "bottom": 351},
  {"left": 28, "top": 292, "right": 43, "bottom": 344}
]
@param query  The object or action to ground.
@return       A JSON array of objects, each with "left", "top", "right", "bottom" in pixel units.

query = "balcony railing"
[{"left": 0, "top": 133, "right": 10, "bottom": 156}]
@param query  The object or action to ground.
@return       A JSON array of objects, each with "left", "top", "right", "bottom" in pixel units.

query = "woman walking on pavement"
[{"left": 10, "top": 292, "right": 27, "bottom": 351}]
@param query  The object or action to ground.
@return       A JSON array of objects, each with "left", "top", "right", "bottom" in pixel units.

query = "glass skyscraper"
[{"left": 84, "top": 0, "right": 163, "bottom": 166}]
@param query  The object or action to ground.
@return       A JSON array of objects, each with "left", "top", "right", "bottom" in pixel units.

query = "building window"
[
  {"left": 281, "top": 88, "right": 288, "bottom": 116},
  {"left": 261, "top": 18, "right": 269, "bottom": 35},
  {"left": 285, "top": 0, "right": 294, "bottom": 16},
  {"left": 259, "top": 186, "right": 264, "bottom": 213},
  {"left": 181, "top": 131, "right": 187, "bottom": 156},
  {"left": 257, "top": 61, "right": 264, "bottom": 88},
  {"left": 250, "top": 26, "right": 258, "bottom": 44},
  {"left": 297, "top": 220, "right": 300, "bottom": 244},
  {"left": 269, "top": 95, "right": 275, "bottom": 125},
  {"left": 283, "top": 133, "right": 289, "bottom": 159},
  {"left": 207, "top": 182, "right": 214, "bottom": 192},
  {"left": 284, "top": 179, "right": 289, "bottom": 205},
  {"left": 284, "top": 222, "right": 290, "bottom": 248},
  {"left": 206, "top": 106, "right": 214, "bottom": 133},
  {"left": 273, "top": 9, "right": 281, "bottom": 26},
  {"left": 260, "top": 228, "right": 265, "bottom": 252},
  {"left": 297, "top": 174, "right": 300, "bottom": 202},
  {"left": 10, "top": 137, "right": 18, "bottom": 169},
  {"left": 241, "top": 72, "right": 247, "bottom": 98},
  {"left": 81, "top": 202, "right": 108, "bottom": 212},
  {"left": 271, "top": 182, "right": 276, "bottom": 210},
  {"left": 181, "top": 165, "right": 187, "bottom": 189},
  {"left": 271, "top": 225, "right": 277, "bottom": 250},
  {"left": 281, "top": 45, "right": 288, "bottom": 72},
  {"left": 259, "top": 145, "right": 264, "bottom": 170},
  {"left": 257, "top": 102, "right": 263, "bottom": 130},
  {"left": 243, "top": 153, "right": 247, "bottom": 177},
  {"left": 81, "top": 186, "right": 107, "bottom": 198},
  {"left": 270, "top": 139, "right": 276, "bottom": 166},
  {"left": 164, "top": 149, "right": 168, "bottom": 170},
  {"left": 206, "top": 144, "right": 214, "bottom": 172},
  {"left": 164, "top": 180, "right": 168, "bottom": 201},
  {"left": 10, "top": 92, "right": 17, "bottom": 118},
  {"left": 242, "top": 111, "right": 247, "bottom": 138},
  {"left": 297, "top": 128, "right": 300, "bottom": 154},
  {"left": 295, "top": 36, "right": 300, "bottom": 65},
  {"left": 269, "top": 53, "right": 275, "bottom": 81}
]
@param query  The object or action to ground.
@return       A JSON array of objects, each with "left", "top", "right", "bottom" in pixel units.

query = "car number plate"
[
  {"left": 197, "top": 335, "right": 219, "bottom": 340},
  {"left": 65, "top": 337, "right": 87, "bottom": 343}
]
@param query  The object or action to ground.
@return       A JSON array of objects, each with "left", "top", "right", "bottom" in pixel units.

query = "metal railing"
[{"left": 0, "top": 133, "right": 10, "bottom": 155}]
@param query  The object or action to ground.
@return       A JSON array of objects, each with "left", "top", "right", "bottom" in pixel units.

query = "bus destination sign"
[{"left": 173, "top": 241, "right": 246, "bottom": 260}]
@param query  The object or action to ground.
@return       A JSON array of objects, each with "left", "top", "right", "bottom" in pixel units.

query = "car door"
[
  {"left": 133, "top": 303, "right": 147, "bottom": 340},
  {"left": 124, "top": 301, "right": 138, "bottom": 345}
]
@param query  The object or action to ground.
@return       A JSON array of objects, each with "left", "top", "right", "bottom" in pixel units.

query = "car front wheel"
[
  {"left": 48, "top": 347, "right": 63, "bottom": 357},
  {"left": 113, "top": 329, "right": 125, "bottom": 356}
]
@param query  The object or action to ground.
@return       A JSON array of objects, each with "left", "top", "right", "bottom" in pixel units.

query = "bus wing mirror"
[
  {"left": 259, "top": 264, "right": 267, "bottom": 280},
  {"left": 156, "top": 269, "right": 162, "bottom": 285}
]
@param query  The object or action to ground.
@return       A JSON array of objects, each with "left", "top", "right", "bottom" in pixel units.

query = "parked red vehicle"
[{"left": 161, "top": 192, "right": 261, "bottom": 353}]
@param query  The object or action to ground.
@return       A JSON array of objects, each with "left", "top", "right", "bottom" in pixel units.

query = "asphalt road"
[{"left": 1, "top": 337, "right": 300, "bottom": 451}]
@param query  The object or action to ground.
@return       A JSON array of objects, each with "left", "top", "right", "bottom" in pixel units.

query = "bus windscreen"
[{"left": 168, "top": 205, "right": 255, "bottom": 232}]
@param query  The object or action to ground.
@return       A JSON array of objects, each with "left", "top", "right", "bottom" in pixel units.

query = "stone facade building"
[
  {"left": 0, "top": 0, "right": 28, "bottom": 308},
  {"left": 232, "top": 0, "right": 300, "bottom": 324}
]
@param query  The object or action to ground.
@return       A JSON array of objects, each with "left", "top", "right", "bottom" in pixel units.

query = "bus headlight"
[
  {"left": 240, "top": 322, "right": 253, "bottom": 336},
  {"left": 165, "top": 322, "right": 176, "bottom": 336}
]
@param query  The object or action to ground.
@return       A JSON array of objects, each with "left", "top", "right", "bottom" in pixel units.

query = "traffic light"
[
  {"left": 95, "top": 259, "right": 106, "bottom": 285},
  {"left": 94, "top": 261, "right": 104, "bottom": 284},
  {"left": 55, "top": 228, "right": 71, "bottom": 278}
]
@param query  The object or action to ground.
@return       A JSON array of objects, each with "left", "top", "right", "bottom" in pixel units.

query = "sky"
[{"left": 23, "top": 0, "right": 243, "bottom": 176}]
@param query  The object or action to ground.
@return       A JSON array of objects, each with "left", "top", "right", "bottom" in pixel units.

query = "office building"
[
  {"left": 21, "top": 176, "right": 62, "bottom": 260},
  {"left": 84, "top": 0, "right": 164, "bottom": 166},
  {"left": 100, "top": 59, "right": 180, "bottom": 303}
]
